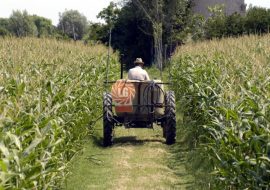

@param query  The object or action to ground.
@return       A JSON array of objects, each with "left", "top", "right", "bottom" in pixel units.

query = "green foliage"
[
  {"left": 0, "top": 12, "right": 55, "bottom": 38},
  {"left": 202, "top": 5, "right": 251, "bottom": 39},
  {"left": 107, "top": 0, "right": 191, "bottom": 68},
  {"left": 83, "top": 1, "right": 120, "bottom": 44},
  {"left": 204, "top": 5, "right": 226, "bottom": 39},
  {"left": 245, "top": 7, "right": 270, "bottom": 34},
  {"left": 187, "top": 14, "right": 205, "bottom": 41},
  {"left": 194, "top": 6, "right": 270, "bottom": 40},
  {"left": 225, "top": 13, "right": 245, "bottom": 37},
  {"left": 8, "top": 10, "right": 37, "bottom": 37},
  {"left": 0, "top": 38, "right": 119, "bottom": 189},
  {"left": 97, "top": 1, "right": 120, "bottom": 28},
  {"left": 83, "top": 23, "right": 108, "bottom": 44},
  {"left": 31, "top": 15, "right": 55, "bottom": 37},
  {"left": 171, "top": 35, "right": 270, "bottom": 189},
  {"left": 0, "top": 18, "right": 9, "bottom": 28},
  {"left": 58, "top": 10, "right": 88, "bottom": 40},
  {"left": 0, "top": 18, "right": 10, "bottom": 36},
  {"left": 0, "top": 28, "right": 9, "bottom": 36},
  {"left": 111, "top": 1, "right": 153, "bottom": 68},
  {"left": 163, "top": 0, "right": 192, "bottom": 44}
]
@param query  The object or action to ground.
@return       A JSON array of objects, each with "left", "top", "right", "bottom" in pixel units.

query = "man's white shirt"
[{"left": 128, "top": 66, "right": 150, "bottom": 81}]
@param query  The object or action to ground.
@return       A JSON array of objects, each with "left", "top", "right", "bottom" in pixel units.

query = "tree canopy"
[
  {"left": 58, "top": 10, "right": 88, "bottom": 40},
  {"left": 31, "top": 15, "right": 54, "bottom": 37},
  {"left": 97, "top": 0, "right": 191, "bottom": 69},
  {"left": 9, "top": 10, "right": 37, "bottom": 37},
  {"left": 97, "top": 2, "right": 120, "bottom": 28}
]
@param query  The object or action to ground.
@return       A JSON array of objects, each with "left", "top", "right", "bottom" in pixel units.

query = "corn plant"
[
  {"left": 171, "top": 35, "right": 270, "bottom": 189},
  {"left": 0, "top": 37, "right": 119, "bottom": 189}
]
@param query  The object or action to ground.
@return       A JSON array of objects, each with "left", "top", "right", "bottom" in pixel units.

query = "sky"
[{"left": 0, "top": 0, "right": 270, "bottom": 26}]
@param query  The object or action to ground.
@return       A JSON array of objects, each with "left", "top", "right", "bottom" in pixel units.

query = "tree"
[
  {"left": 104, "top": 0, "right": 190, "bottom": 69},
  {"left": 225, "top": 13, "right": 245, "bottom": 37},
  {"left": 31, "top": 15, "right": 54, "bottom": 37},
  {"left": 204, "top": 5, "right": 226, "bottom": 39},
  {"left": 9, "top": 10, "right": 37, "bottom": 37},
  {"left": 83, "top": 23, "right": 108, "bottom": 43},
  {"left": 163, "top": 0, "right": 192, "bottom": 52},
  {"left": 132, "top": 0, "right": 164, "bottom": 69},
  {"left": 58, "top": 10, "right": 88, "bottom": 40},
  {"left": 95, "top": 2, "right": 120, "bottom": 46},
  {"left": 131, "top": 0, "right": 191, "bottom": 68},
  {"left": 187, "top": 14, "right": 206, "bottom": 41},
  {"left": 97, "top": 2, "right": 120, "bottom": 29},
  {"left": 110, "top": 1, "right": 154, "bottom": 68},
  {"left": 245, "top": 7, "right": 270, "bottom": 34},
  {"left": 0, "top": 18, "right": 10, "bottom": 36}
]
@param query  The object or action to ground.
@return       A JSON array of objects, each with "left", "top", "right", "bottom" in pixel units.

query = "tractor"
[
  {"left": 103, "top": 77, "right": 176, "bottom": 146},
  {"left": 103, "top": 30, "right": 175, "bottom": 147}
]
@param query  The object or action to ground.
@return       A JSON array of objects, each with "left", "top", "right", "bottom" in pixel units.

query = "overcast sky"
[{"left": 0, "top": 0, "right": 270, "bottom": 25}]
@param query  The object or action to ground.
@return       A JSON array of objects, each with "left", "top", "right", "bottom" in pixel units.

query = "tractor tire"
[
  {"left": 103, "top": 92, "right": 114, "bottom": 147},
  {"left": 161, "top": 122, "right": 166, "bottom": 138},
  {"left": 164, "top": 91, "right": 176, "bottom": 145}
]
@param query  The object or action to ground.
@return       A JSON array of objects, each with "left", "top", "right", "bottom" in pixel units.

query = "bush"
[{"left": 0, "top": 27, "right": 10, "bottom": 36}]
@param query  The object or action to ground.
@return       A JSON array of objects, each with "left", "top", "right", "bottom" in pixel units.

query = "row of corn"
[
  {"left": 171, "top": 35, "right": 270, "bottom": 189},
  {"left": 0, "top": 38, "right": 119, "bottom": 189}
]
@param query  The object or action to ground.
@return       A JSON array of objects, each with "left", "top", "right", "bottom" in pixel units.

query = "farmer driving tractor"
[
  {"left": 128, "top": 58, "right": 150, "bottom": 81},
  {"left": 103, "top": 56, "right": 176, "bottom": 146}
]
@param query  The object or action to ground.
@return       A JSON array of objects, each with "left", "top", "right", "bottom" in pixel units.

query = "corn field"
[
  {"left": 171, "top": 35, "right": 270, "bottom": 189},
  {"left": 0, "top": 38, "right": 119, "bottom": 189}
]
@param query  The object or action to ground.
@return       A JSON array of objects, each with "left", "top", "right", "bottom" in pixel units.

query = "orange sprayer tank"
[{"left": 111, "top": 79, "right": 165, "bottom": 120}]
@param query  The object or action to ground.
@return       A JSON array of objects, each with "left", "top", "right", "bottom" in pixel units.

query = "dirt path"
[{"left": 64, "top": 125, "right": 194, "bottom": 190}]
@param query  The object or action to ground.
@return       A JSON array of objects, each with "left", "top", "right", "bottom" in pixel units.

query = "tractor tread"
[
  {"left": 103, "top": 93, "right": 114, "bottom": 147},
  {"left": 164, "top": 91, "right": 176, "bottom": 145}
]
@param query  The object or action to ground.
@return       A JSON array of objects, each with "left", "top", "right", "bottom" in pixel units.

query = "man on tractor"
[
  {"left": 128, "top": 58, "right": 150, "bottom": 81},
  {"left": 103, "top": 57, "right": 176, "bottom": 146}
]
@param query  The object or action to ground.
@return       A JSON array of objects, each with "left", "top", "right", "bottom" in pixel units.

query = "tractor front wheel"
[{"left": 103, "top": 93, "right": 114, "bottom": 147}]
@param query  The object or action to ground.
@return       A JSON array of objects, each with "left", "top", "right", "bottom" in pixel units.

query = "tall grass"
[
  {"left": 171, "top": 35, "right": 270, "bottom": 189},
  {"left": 0, "top": 38, "right": 119, "bottom": 189}
]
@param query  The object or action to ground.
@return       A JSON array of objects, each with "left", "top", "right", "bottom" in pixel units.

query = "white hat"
[{"left": 134, "top": 58, "right": 144, "bottom": 64}]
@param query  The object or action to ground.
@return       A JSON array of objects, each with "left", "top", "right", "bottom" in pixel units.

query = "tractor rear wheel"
[
  {"left": 164, "top": 91, "right": 176, "bottom": 145},
  {"left": 103, "top": 93, "right": 114, "bottom": 147},
  {"left": 161, "top": 122, "right": 166, "bottom": 138}
]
